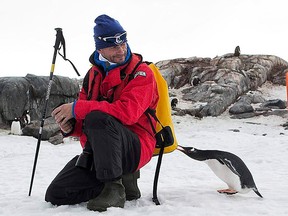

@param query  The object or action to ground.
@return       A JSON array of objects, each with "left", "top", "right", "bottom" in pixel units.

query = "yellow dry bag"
[{"left": 146, "top": 63, "right": 178, "bottom": 155}]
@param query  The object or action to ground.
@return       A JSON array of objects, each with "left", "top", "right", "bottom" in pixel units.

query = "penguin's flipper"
[
  {"left": 217, "top": 189, "right": 238, "bottom": 195},
  {"left": 220, "top": 158, "right": 241, "bottom": 177}
]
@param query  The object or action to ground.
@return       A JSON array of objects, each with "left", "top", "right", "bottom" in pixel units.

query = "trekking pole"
[{"left": 28, "top": 28, "right": 64, "bottom": 196}]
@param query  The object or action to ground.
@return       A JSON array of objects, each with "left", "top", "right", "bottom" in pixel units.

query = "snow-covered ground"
[{"left": 1, "top": 83, "right": 288, "bottom": 215}]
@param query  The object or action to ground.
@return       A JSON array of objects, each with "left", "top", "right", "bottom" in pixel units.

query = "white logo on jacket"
[{"left": 134, "top": 71, "right": 146, "bottom": 78}]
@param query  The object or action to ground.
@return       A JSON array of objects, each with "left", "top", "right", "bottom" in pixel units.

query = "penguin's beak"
[
  {"left": 177, "top": 145, "right": 185, "bottom": 152},
  {"left": 177, "top": 145, "right": 195, "bottom": 153}
]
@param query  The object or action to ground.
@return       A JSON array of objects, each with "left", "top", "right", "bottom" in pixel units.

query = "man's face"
[{"left": 98, "top": 43, "right": 127, "bottom": 64}]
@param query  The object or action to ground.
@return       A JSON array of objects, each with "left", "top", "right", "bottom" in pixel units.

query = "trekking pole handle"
[
  {"left": 53, "top": 28, "right": 81, "bottom": 77},
  {"left": 55, "top": 27, "right": 62, "bottom": 32},
  {"left": 53, "top": 28, "right": 63, "bottom": 54}
]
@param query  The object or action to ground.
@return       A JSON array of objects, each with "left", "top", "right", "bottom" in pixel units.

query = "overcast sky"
[{"left": 1, "top": 0, "right": 287, "bottom": 78}]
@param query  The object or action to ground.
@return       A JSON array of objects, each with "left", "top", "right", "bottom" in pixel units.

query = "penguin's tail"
[{"left": 253, "top": 188, "right": 263, "bottom": 198}]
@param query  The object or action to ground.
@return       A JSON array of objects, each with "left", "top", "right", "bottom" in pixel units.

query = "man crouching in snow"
[{"left": 45, "top": 14, "right": 159, "bottom": 212}]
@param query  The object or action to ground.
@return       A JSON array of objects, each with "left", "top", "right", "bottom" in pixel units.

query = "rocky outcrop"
[
  {"left": 157, "top": 54, "right": 288, "bottom": 117},
  {"left": 0, "top": 74, "right": 79, "bottom": 127},
  {"left": 1, "top": 53, "right": 288, "bottom": 144}
]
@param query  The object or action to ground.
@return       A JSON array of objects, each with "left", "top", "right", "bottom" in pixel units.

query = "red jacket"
[{"left": 70, "top": 53, "right": 159, "bottom": 170}]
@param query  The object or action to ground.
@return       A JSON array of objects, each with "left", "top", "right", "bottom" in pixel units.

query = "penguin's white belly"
[
  {"left": 11, "top": 121, "right": 22, "bottom": 135},
  {"left": 205, "top": 159, "right": 242, "bottom": 192},
  {"left": 26, "top": 115, "right": 31, "bottom": 124}
]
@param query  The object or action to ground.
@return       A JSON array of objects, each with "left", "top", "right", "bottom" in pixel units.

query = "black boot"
[
  {"left": 87, "top": 179, "right": 125, "bottom": 212},
  {"left": 122, "top": 170, "right": 141, "bottom": 201}
]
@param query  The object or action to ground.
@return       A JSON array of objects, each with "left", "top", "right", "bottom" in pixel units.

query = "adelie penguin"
[{"left": 177, "top": 145, "right": 263, "bottom": 198}]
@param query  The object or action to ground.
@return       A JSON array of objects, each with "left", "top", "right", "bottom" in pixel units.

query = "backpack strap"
[
  {"left": 145, "top": 108, "right": 174, "bottom": 205},
  {"left": 145, "top": 109, "right": 164, "bottom": 205},
  {"left": 87, "top": 68, "right": 98, "bottom": 100},
  {"left": 146, "top": 109, "right": 174, "bottom": 148}
]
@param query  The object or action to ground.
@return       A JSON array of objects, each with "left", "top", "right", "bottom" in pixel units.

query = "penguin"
[
  {"left": 234, "top": 46, "right": 241, "bottom": 57},
  {"left": 171, "top": 98, "right": 178, "bottom": 109},
  {"left": 192, "top": 76, "right": 201, "bottom": 86},
  {"left": 177, "top": 145, "right": 263, "bottom": 198},
  {"left": 20, "top": 110, "right": 31, "bottom": 128},
  {"left": 10, "top": 118, "right": 22, "bottom": 135},
  {"left": 24, "top": 110, "right": 31, "bottom": 124}
]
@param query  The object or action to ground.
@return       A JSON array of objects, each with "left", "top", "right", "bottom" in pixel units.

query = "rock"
[
  {"left": 228, "top": 129, "right": 240, "bottom": 132},
  {"left": 0, "top": 74, "right": 79, "bottom": 127},
  {"left": 157, "top": 54, "right": 288, "bottom": 117},
  {"left": 263, "top": 109, "right": 288, "bottom": 118},
  {"left": 22, "top": 117, "right": 60, "bottom": 140},
  {"left": 237, "top": 93, "right": 266, "bottom": 104},
  {"left": 230, "top": 111, "right": 267, "bottom": 119},
  {"left": 260, "top": 99, "right": 286, "bottom": 109},
  {"left": 229, "top": 101, "right": 254, "bottom": 114},
  {"left": 49, "top": 133, "right": 64, "bottom": 145}
]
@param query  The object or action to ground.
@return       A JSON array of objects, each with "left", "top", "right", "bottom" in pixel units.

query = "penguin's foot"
[{"left": 217, "top": 189, "right": 238, "bottom": 195}]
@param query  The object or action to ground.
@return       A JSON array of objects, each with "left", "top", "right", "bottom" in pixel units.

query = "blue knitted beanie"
[{"left": 93, "top": 14, "right": 127, "bottom": 50}]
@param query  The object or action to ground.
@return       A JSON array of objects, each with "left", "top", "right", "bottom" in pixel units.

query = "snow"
[{"left": 1, "top": 84, "right": 288, "bottom": 215}]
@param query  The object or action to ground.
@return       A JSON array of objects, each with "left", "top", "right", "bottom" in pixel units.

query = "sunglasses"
[{"left": 97, "top": 32, "right": 127, "bottom": 45}]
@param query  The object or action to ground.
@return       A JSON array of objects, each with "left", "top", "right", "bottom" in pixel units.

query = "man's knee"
[
  {"left": 84, "top": 111, "right": 118, "bottom": 131},
  {"left": 45, "top": 183, "right": 69, "bottom": 206}
]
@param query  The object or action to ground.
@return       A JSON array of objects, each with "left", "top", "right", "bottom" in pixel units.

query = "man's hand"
[{"left": 52, "top": 103, "right": 74, "bottom": 133}]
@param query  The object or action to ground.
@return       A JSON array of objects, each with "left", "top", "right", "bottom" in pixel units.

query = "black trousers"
[{"left": 45, "top": 111, "right": 141, "bottom": 205}]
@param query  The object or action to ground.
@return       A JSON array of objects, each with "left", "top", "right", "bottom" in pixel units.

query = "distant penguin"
[
  {"left": 20, "top": 110, "right": 31, "bottom": 128},
  {"left": 24, "top": 110, "right": 31, "bottom": 125},
  {"left": 11, "top": 118, "right": 22, "bottom": 135},
  {"left": 234, "top": 46, "right": 241, "bottom": 57},
  {"left": 177, "top": 145, "right": 263, "bottom": 198},
  {"left": 192, "top": 76, "right": 201, "bottom": 86},
  {"left": 171, "top": 98, "right": 178, "bottom": 109}
]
